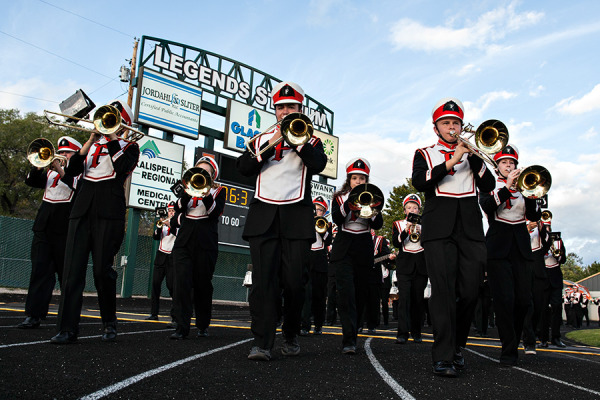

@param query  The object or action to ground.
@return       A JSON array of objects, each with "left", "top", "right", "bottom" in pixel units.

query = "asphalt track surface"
[{"left": 1, "top": 292, "right": 599, "bottom": 400}]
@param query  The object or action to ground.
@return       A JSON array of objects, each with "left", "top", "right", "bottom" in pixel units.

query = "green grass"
[{"left": 565, "top": 328, "right": 600, "bottom": 347}]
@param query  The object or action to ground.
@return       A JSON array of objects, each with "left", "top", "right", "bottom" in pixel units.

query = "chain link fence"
[{"left": 0, "top": 215, "right": 251, "bottom": 303}]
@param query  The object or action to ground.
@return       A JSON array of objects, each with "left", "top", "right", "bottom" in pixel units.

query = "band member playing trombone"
[
  {"left": 479, "top": 145, "right": 542, "bottom": 365},
  {"left": 146, "top": 202, "right": 177, "bottom": 323},
  {"left": 237, "top": 82, "right": 327, "bottom": 361},
  {"left": 412, "top": 98, "right": 495, "bottom": 376},
  {"left": 169, "top": 157, "right": 225, "bottom": 339},
  {"left": 51, "top": 100, "right": 139, "bottom": 344},
  {"left": 18, "top": 137, "right": 81, "bottom": 329},
  {"left": 330, "top": 158, "right": 384, "bottom": 354},
  {"left": 392, "top": 194, "right": 428, "bottom": 345},
  {"left": 300, "top": 196, "right": 332, "bottom": 336}
]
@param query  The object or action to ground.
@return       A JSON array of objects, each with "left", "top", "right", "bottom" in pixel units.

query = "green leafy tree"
[
  {"left": 584, "top": 261, "right": 600, "bottom": 278},
  {"left": 562, "top": 252, "right": 586, "bottom": 282},
  {"left": 379, "top": 178, "right": 424, "bottom": 249}
]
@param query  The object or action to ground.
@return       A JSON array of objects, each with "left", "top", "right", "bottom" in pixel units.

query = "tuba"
[
  {"left": 516, "top": 165, "right": 552, "bottom": 199},
  {"left": 27, "top": 138, "right": 67, "bottom": 168},
  {"left": 181, "top": 167, "right": 213, "bottom": 197},
  {"left": 246, "top": 112, "right": 313, "bottom": 158},
  {"left": 347, "top": 183, "right": 385, "bottom": 219},
  {"left": 452, "top": 119, "right": 509, "bottom": 168}
]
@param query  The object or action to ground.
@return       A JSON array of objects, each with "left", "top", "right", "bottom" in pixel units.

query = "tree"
[
  {"left": 378, "top": 178, "right": 424, "bottom": 250},
  {"left": 0, "top": 109, "right": 88, "bottom": 218},
  {"left": 561, "top": 252, "right": 586, "bottom": 282},
  {"left": 585, "top": 261, "right": 600, "bottom": 278}
]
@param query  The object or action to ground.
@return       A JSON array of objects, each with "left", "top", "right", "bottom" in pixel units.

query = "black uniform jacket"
[
  {"left": 66, "top": 140, "right": 139, "bottom": 220},
  {"left": 310, "top": 224, "right": 333, "bottom": 273},
  {"left": 480, "top": 186, "right": 541, "bottom": 260},
  {"left": 171, "top": 189, "right": 226, "bottom": 252},
  {"left": 153, "top": 225, "right": 178, "bottom": 264},
  {"left": 531, "top": 224, "right": 552, "bottom": 280},
  {"left": 25, "top": 167, "right": 78, "bottom": 234},
  {"left": 392, "top": 225, "right": 427, "bottom": 276},
  {"left": 329, "top": 196, "right": 384, "bottom": 266},
  {"left": 236, "top": 136, "right": 327, "bottom": 241},
  {"left": 412, "top": 151, "right": 495, "bottom": 242}
]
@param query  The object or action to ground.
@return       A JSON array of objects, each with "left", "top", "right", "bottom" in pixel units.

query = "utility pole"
[{"left": 127, "top": 38, "right": 139, "bottom": 108}]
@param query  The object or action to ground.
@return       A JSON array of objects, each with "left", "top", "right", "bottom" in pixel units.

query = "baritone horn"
[
  {"left": 315, "top": 216, "right": 329, "bottom": 234},
  {"left": 516, "top": 165, "right": 552, "bottom": 199},
  {"left": 44, "top": 104, "right": 144, "bottom": 142},
  {"left": 27, "top": 138, "right": 67, "bottom": 168},
  {"left": 246, "top": 112, "right": 313, "bottom": 158},
  {"left": 452, "top": 119, "right": 509, "bottom": 168},
  {"left": 181, "top": 167, "right": 212, "bottom": 197},
  {"left": 347, "top": 183, "right": 385, "bottom": 219}
]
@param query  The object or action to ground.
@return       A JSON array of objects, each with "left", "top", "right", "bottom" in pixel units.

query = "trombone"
[
  {"left": 549, "top": 232, "right": 561, "bottom": 258},
  {"left": 246, "top": 112, "right": 313, "bottom": 158},
  {"left": 156, "top": 218, "right": 169, "bottom": 228},
  {"left": 451, "top": 119, "right": 509, "bottom": 168},
  {"left": 347, "top": 183, "right": 384, "bottom": 219},
  {"left": 181, "top": 167, "right": 212, "bottom": 197},
  {"left": 44, "top": 104, "right": 145, "bottom": 142},
  {"left": 315, "top": 216, "right": 329, "bottom": 234},
  {"left": 515, "top": 165, "right": 552, "bottom": 199},
  {"left": 541, "top": 210, "right": 552, "bottom": 223},
  {"left": 27, "top": 138, "right": 67, "bottom": 168}
]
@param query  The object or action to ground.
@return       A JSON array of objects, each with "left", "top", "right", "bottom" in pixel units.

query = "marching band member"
[
  {"left": 369, "top": 232, "right": 395, "bottom": 333},
  {"left": 330, "top": 158, "right": 383, "bottom": 354},
  {"left": 146, "top": 202, "right": 177, "bottom": 325},
  {"left": 18, "top": 136, "right": 81, "bottom": 329},
  {"left": 412, "top": 98, "right": 495, "bottom": 376},
  {"left": 479, "top": 144, "right": 541, "bottom": 366},
  {"left": 300, "top": 196, "right": 333, "bottom": 336},
  {"left": 169, "top": 157, "right": 225, "bottom": 339},
  {"left": 237, "top": 81, "right": 327, "bottom": 360},
  {"left": 581, "top": 295, "right": 590, "bottom": 327},
  {"left": 325, "top": 225, "right": 338, "bottom": 326},
  {"left": 51, "top": 100, "right": 139, "bottom": 344},
  {"left": 539, "top": 230, "right": 567, "bottom": 347},
  {"left": 378, "top": 238, "right": 394, "bottom": 330},
  {"left": 392, "top": 194, "right": 427, "bottom": 345}
]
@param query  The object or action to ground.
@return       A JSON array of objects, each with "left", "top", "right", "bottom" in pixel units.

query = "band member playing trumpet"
[
  {"left": 169, "top": 157, "right": 225, "bottom": 339},
  {"left": 51, "top": 100, "right": 139, "bottom": 344},
  {"left": 330, "top": 158, "right": 384, "bottom": 354},
  {"left": 392, "top": 194, "right": 428, "bottom": 345},
  {"left": 300, "top": 196, "right": 333, "bottom": 336},
  {"left": 237, "top": 81, "right": 327, "bottom": 361},
  {"left": 146, "top": 202, "right": 177, "bottom": 323},
  {"left": 18, "top": 137, "right": 81, "bottom": 329},
  {"left": 479, "top": 145, "right": 542, "bottom": 366},
  {"left": 412, "top": 98, "right": 495, "bottom": 376}
]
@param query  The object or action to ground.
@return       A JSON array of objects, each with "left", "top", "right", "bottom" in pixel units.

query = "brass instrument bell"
[
  {"left": 182, "top": 167, "right": 212, "bottom": 197},
  {"left": 516, "top": 165, "right": 552, "bottom": 199},
  {"left": 27, "top": 138, "right": 67, "bottom": 168},
  {"left": 347, "top": 183, "right": 385, "bottom": 219},
  {"left": 315, "top": 216, "right": 329, "bottom": 234}
]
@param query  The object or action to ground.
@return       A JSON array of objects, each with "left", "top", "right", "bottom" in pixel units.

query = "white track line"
[
  {"left": 365, "top": 338, "right": 416, "bottom": 400},
  {"left": 0, "top": 328, "right": 172, "bottom": 349},
  {"left": 79, "top": 338, "right": 253, "bottom": 400},
  {"left": 465, "top": 347, "right": 600, "bottom": 396}
]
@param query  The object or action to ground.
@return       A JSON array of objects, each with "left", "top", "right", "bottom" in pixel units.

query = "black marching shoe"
[
  {"left": 537, "top": 341, "right": 549, "bottom": 348},
  {"left": 432, "top": 361, "right": 458, "bottom": 377},
  {"left": 50, "top": 331, "right": 78, "bottom": 345},
  {"left": 453, "top": 348, "right": 465, "bottom": 370},
  {"left": 17, "top": 316, "right": 41, "bottom": 329},
  {"left": 313, "top": 327, "right": 322, "bottom": 335},
  {"left": 412, "top": 336, "right": 423, "bottom": 343},
  {"left": 342, "top": 345, "right": 356, "bottom": 355},
  {"left": 281, "top": 336, "right": 300, "bottom": 356},
  {"left": 145, "top": 315, "right": 158, "bottom": 321},
  {"left": 299, "top": 329, "right": 310, "bottom": 336},
  {"left": 102, "top": 324, "right": 117, "bottom": 342},
  {"left": 551, "top": 338, "right": 567, "bottom": 348},
  {"left": 197, "top": 328, "right": 209, "bottom": 337},
  {"left": 169, "top": 332, "right": 186, "bottom": 340},
  {"left": 395, "top": 337, "right": 407, "bottom": 344}
]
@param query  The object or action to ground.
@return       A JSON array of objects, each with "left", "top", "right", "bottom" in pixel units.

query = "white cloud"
[
  {"left": 554, "top": 83, "right": 600, "bottom": 115},
  {"left": 389, "top": 2, "right": 543, "bottom": 52},
  {"left": 529, "top": 85, "right": 545, "bottom": 97},
  {"left": 464, "top": 90, "right": 518, "bottom": 121},
  {"left": 579, "top": 127, "right": 598, "bottom": 141}
]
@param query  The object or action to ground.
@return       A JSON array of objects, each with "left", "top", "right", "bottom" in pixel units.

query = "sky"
[{"left": 2, "top": 0, "right": 600, "bottom": 265}]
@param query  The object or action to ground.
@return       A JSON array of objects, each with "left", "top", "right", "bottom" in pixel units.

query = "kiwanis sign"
[{"left": 127, "top": 136, "right": 185, "bottom": 210}]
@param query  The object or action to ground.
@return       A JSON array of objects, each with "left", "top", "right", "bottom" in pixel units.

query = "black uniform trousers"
[
  {"left": 172, "top": 245, "right": 217, "bottom": 336},
  {"left": 540, "top": 267, "right": 563, "bottom": 342},
  {"left": 487, "top": 242, "right": 533, "bottom": 364},
  {"left": 326, "top": 264, "right": 338, "bottom": 324},
  {"left": 26, "top": 230, "right": 67, "bottom": 319},
  {"left": 150, "top": 252, "right": 174, "bottom": 317},
  {"left": 423, "top": 220, "right": 485, "bottom": 364},
  {"left": 522, "top": 251, "right": 547, "bottom": 345},
  {"left": 301, "top": 249, "right": 328, "bottom": 331},
  {"left": 248, "top": 217, "right": 310, "bottom": 350},
  {"left": 379, "top": 277, "right": 392, "bottom": 326},
  {"left": 396, "top": 253, "right": 428, "bottom": 340},
  {"left": 57, "top": 213, "right": 124, "bottom": 333}
]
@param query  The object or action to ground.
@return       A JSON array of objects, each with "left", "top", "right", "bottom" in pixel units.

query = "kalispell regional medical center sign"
[{"left": 127, "top": 136, "right": 185, "bottom": 211}]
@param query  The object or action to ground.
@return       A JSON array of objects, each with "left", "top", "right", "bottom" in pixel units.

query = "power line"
[
  {"left": 0, "top": 90, "right": 59, "bottom": 104},
  {"left": 38, "top": 0, "right": 134, "bottom": 38},
  {"left": 0, "top": 30, "right": 114, "bottom": 80}
]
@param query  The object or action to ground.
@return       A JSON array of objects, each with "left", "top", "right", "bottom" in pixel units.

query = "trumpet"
[
  {"left": 181, "top": 167, "right": 212, "bottom": 197},
  {"left": 406, "top": 213, "right": 422, "bottom": 243},
  {"left": 541, "top": 210, "right": 552, "bottom": 223},
  {"left": 246, "top": 112, "right": 313, "bottom": 158},
  {"left": 156, "top": 218, "right": 169, "bottom": 228},
  {"left": 27, "top": 138, "right": 67, "bottom": 168},
  {"left": 549, "top": 232, "right": 562, "bottom": 258},
  {"left": 451, "top": 119, "right": 509, "bottom": 168},
  {"left": 44, "top": 104, "right": 145, "bottom": 142},
  {"left": 515, "top": 165, "right": 552, "bottom": 199},
  {"left": 347, "top": 183, "right": 384, "bottom": 219},
  {"left": 315, "top": 216, "right": 329, "bottom": 234}
]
